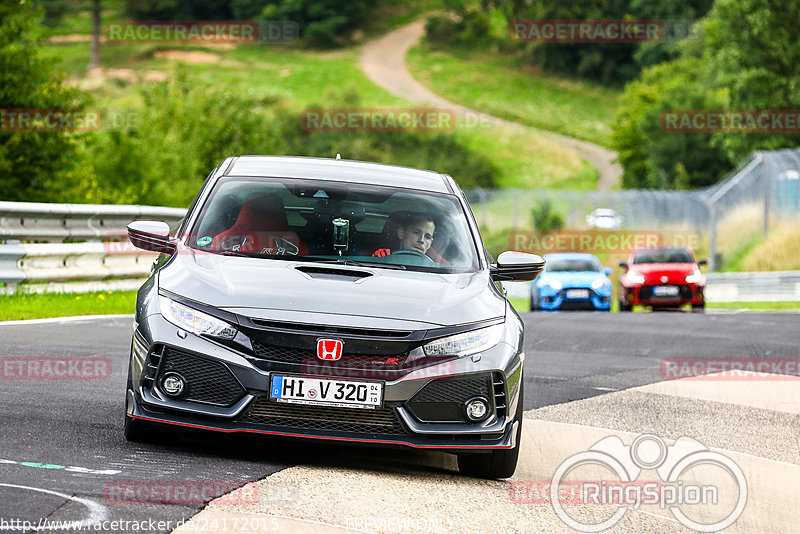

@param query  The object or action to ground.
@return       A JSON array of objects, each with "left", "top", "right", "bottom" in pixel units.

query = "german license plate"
[
  {"left": 270, "top": 375, "right": 383, "bottom": 409},
  {"left": 653, "top": 285, "right": 679, "bottom": 296},
  {"left": 566, "top": 289, "right": 590, "bottom": 299}
]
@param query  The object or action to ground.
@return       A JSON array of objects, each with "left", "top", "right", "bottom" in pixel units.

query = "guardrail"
[
  {"left": 1, "top": 201, "right": 798, "bottom": 301},
  {"left": 704, "top": 271, "right": 800, "bottom": 302},
  {"left": 0, "top": 201, "right": 186, "bottom": 291},
  {"left": 0, "top": 201, "right": 185, "bottom": 242}
]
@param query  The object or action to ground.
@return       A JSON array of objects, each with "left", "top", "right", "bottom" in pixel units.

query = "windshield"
[
  {"left": 185, "top": 177, "right": 479, "bottom": 273},
  {"left": 633, "top": 248, "right": 693, "bottom": 264},
  {"left": 546, "top": 259, "right": 601, "bottom": 272}
]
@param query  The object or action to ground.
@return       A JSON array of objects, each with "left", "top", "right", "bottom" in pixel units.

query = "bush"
[
  {"left": 81, "top": 76, "right": 498, "bottom": 206},
  {"left": 530, "top": 199, "right": 564, "bottom": 232},
  {"left": 0, "top": 1, "right": 92, "bottom": 202}
]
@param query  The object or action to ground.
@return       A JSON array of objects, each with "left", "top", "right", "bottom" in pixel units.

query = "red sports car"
[{"left": 618, "top": 247, "right": 707, "bottom": 311}]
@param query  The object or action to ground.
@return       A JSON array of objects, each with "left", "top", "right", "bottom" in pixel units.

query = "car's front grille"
[
  {"left": 406, "top": 374, "right": 494, "bottom": 423},
  {"left": 251, "top": 341, "right": 408, "bottom": 367},
  {"left": 239, "top": 396, "right": 407, "bottom": 435},
  {"left": 639, "top": 284, "right": 693, "bottom": 300},
  {"left": 157, "top": 347, "right": 245, "bottom": 407}
]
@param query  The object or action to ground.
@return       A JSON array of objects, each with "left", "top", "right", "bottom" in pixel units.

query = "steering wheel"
[{"left": 388, "top": 249, "right": 435, "bottom": 263}]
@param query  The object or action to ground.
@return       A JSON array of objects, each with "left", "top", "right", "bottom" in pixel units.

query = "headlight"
[
  {"left": 591, "top": 278, "right": 608, "bottom": 290},
  {"left": 159, "top": 297, "right": 237, "bottom": 340},
  {"left": 685, "top": 269, "right": 703, "bottom": 284},
  {"left": 626, "top": 272, "right": 645, "bottom": 285},
  {"left": 546, "top": 279, "right": 563, "bottom": 290},
  {"left": 423, "top": 324, "right": 504, "bottom": 357}
]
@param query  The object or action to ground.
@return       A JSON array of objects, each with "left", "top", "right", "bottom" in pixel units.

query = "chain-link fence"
[{"left": 465, "top": 146, "right": 800, "bottom": 271}]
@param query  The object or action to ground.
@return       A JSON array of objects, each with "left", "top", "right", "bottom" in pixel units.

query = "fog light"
[
  {"left": 161, "top": 372, "right": 185, "bottom": 397},
  {"left": 465, "top": 397, "right": 490, "bottom": 422}
]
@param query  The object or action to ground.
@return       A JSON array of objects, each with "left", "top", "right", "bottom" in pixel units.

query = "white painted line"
[
  {"left": 0, "top": 314, "right": 133, "bottom": 326},
  {"left": 0, "top": 483, "right": 107, "bottom": 530}
]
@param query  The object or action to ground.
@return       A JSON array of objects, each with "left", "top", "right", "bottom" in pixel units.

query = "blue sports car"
[{"left": 530, "top": 253, "right": 612, "bottom": 311}]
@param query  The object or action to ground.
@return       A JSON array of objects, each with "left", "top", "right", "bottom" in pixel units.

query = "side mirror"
[
  {"left": 127, "top": 220, "right": 176, "bottom": 254},
  {"left": 698, "top": 259, "right": 708, "bottom": 266},
  {"left": 490, "top": 251, "right": 545, "bottom": 281},
  {"left": 604, "top": 267, "right": 613, "bottom": 276},
  {"left": 618, "top": 260, "right": 628, "bottom": 269}
]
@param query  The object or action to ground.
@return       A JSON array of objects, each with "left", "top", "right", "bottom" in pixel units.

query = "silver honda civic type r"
[{"left": 125, "top": 156, "right": 544, "bottom": 478}]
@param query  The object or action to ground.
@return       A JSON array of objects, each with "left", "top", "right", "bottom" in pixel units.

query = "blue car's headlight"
[
  {"left": 423, "top": 324, "right": 504, "bottom": 357},
  {"left": 591, "top": 278, "right": 609, "bottom": 290},
  {"left": 159, "top": 297, "right": 238, "bottom": 340},
  {"left": 545, "top": 279, "right": 562, "bottom": 291}
]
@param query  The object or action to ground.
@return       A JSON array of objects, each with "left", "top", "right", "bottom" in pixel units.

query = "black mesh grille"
[
  {"left": 406, "top": 375, "right": 493, "bottom": 423},
  {"left": 240, "top": 396, "right": 407, "bottom": 435},
  {"left": 158, "top": 348, "right": 245, "bottom": 407},
  {"left": 252, "top": 343, "right": 307, "bottom": 363},
  {"left": 411, "top": 376, "right": 491, "bottom": 403}
]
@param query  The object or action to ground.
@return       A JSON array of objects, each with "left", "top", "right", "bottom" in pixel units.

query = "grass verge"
[
  {"left": 45, "top": 29, "right": 596, "bottom": 190},
  {"left": 406, "top": 42, "right": 620, "bottom": 147},
  {"left": 0, "top": 291, "right": 136, "bottom": 321}
]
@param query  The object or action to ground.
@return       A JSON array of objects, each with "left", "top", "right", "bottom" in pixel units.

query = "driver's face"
[{"left": 397, "top": 220, "right": 435, "bottom": 254}]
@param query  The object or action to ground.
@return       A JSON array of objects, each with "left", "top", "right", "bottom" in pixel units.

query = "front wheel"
[
  {"left": 618, "top": 301, "right": 632, "bottom": 312},
  {"left": 692, "top": 302, "right": 705, "bottom": 311},
  {"left": 529, "top": 291, "right": 539, "bottom": 311},
  {"left": 458, "top": 385, "right": 524, "bottom": 479}
]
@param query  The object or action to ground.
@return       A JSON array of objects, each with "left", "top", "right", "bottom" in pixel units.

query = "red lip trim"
[{"left": 130, "top": 415, "right": 513, "bottom": 449}]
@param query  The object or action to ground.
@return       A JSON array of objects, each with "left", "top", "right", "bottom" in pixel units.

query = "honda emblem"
[{"left": 316, "top": 339, "right": 343, "bottom": 361}]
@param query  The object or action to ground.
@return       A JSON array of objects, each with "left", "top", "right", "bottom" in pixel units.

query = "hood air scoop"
[{"left": 294, "top": 265, "right": 374, "bottom": 282}]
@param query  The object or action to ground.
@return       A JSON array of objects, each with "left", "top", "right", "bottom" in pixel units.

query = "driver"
[{"left": 372, "top": 214, "right": 435, "bottom": 257}]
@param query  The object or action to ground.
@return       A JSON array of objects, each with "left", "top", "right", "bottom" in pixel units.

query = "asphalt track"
[{"left": 0, "top": 312, "right": 798, "bottom": 533}]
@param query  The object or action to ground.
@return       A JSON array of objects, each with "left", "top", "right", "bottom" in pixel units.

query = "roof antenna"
[{"left": 335, "top": 153, "right": 341, "bottom": 160}]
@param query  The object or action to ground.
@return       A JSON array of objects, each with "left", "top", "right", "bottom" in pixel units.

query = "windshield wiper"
[
  {"left": 217, "top": 250, "right": 250, "bottom": 257},
  {"left": 337, "top": 259, "right": 406, "bottom": 270}
]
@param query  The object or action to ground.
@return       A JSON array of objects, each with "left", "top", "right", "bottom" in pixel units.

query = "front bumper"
[
  {"left": 128, "top": 313, "right": 523, "bottom": 452},
  {"left": 534, "top": 286, "right": 611, "bottom": 311},
  {"left": 621, "top": 283, "right": 705, "bottom": 307}
]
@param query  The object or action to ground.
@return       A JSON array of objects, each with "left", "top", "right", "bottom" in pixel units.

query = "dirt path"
[{"left": 359, "top": 20, "right": 622, "bottom": 191}]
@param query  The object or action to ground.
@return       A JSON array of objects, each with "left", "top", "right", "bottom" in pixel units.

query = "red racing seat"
[{"left": 211, "top": 193, "right": 306, "bottom": 256}]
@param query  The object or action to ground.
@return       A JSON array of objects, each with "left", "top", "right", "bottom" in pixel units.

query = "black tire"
[
  {"left": 692, "top": 302, "right": 705, "bottom": 311},
  {"left": 618, "top": 301, "right": 632, "bottom": 312},
  {"left": 529, "top": 293, "right": 539, "bottom": 311},
  {"left": 458, "top": 384, "right": 524, "bottom": 479}
]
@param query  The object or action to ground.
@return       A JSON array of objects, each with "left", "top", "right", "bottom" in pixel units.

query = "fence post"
[{"left": 706, "top": 200, "right": 718, "bottom": 272}]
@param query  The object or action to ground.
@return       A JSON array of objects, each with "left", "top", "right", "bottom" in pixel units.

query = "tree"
[
  {"left": 612, "top": 0, "right": 800, "bottom": 189},
  {"left": 0, "top": 0, "right": 92, "bottom": 202}
]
